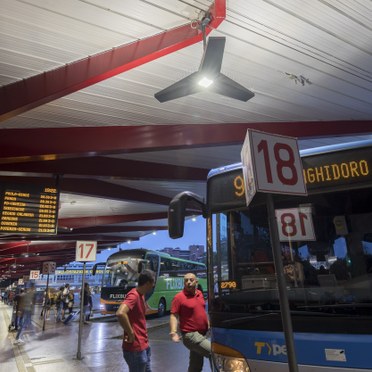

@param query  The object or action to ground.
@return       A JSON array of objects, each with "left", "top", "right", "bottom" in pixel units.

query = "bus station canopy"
[{"left": 0, "top": 0, "right": 371, "bottom": 280}]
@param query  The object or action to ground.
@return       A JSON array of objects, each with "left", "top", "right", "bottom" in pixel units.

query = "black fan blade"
[
  {"left": 199, "top": 37, "right": 225, "bottom": 76},
  {"left": 154, "top": 72, "right": 202, "bottom": 102},
  {"left": 212, "top": 73, "right": 255, "bottom": 102}
]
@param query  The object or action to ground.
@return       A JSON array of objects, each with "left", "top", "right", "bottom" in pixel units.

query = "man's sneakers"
[{"left": 13, "top": 338, "right": 25, "bottom": 345}]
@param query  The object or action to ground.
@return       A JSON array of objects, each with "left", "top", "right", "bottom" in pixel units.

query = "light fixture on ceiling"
[
  {"left": 154, "top": 14, "right": 254, "bottom": 103},
  {"left": 19, "top": 243, "right": 36, "bottom": 258},
  {"left": 198, "top": 76, "right": 213, "bottom": 88}
]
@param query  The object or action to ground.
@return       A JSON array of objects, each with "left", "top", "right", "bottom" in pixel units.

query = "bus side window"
[
  {"left": 146, "top": 254, "right": 159, "bottom": 275},
  {"left": 160, "top": 258, "right": 173, "bottom": 276}
]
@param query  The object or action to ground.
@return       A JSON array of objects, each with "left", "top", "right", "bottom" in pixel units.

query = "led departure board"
[{"left": 0, "top": 183, "right": 59, "bottom": 235}]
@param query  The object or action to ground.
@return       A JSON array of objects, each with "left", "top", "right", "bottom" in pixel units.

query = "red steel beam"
[
  {"left": 0, "top": 241, "right": 76, "bottom": 255},
  {"left": 9, "top": 235, "right": 140, "bottom": 242},
  {"left": 0, "top": 156, "right": 209, "bottom": 181},
  {"left": 0, "top": 176, "right": 171, "bottom": 205},
  {"left": 66, "top": 225, "right": 168, "bottom": 234},
  {"left": 0, "top": 121, "right": 371, "bottom": 163},
  {"left": 59, "top": 212, "right": 169, "bottom": 229},
  {"left": 0, "top": 0, "right": 226, "bottom": 121}
]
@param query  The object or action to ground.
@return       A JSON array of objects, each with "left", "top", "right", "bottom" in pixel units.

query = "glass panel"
[{"left": 210, "top": 188, "right": 372, "bottom": 317}]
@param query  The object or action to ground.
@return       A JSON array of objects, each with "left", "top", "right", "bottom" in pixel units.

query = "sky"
[{"left": 95, "top": 216, "right": 206, "bottom": 262}]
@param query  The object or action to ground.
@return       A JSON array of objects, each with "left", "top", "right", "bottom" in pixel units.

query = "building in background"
[
  {"left": 36, "top": 262, "right": 103, "bottom": 291},
  {"left": 159, "top": 245, "right": 205, "bottom": 263}
]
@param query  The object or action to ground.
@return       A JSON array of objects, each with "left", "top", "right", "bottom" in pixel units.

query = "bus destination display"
[
  {"left": 0, "top": 183, "right": 59, "bottom": 235},
  {"left": 208, "top": 145, "right": 372, "bottom": 213}
]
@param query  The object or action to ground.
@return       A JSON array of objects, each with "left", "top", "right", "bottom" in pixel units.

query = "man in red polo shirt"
[
  {"left": 116, "top": 269, "right": 155, "bottom": 372},
  {"left": 169, "top": 272, "right": 211, "bottom": 372}
]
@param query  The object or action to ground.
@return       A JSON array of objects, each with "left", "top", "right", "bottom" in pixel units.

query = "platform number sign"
[
  {"left": 76, "top": 241, "right": 97, "bottom": 262},
  {"left": 241, "top": 130, "right": 307, "bottom": 205},
  {"left": 42, "top": 261, "right": 56, "bottom": 275},
  {"left": 275, "top": 207, "right": 316, "bottom": 242},
  {"left": 30, "top": 270, "right": 40, "bottom": 280}
]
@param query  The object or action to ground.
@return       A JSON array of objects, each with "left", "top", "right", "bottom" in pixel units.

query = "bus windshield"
[
  {"left": 210, "top": 188, "right": 372, "bottom": 320},
  {"left": 103, "top": 256, "right": 149, "bottom": 287}
]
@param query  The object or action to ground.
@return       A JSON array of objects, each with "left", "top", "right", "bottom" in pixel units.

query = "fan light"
[
  {"left": 198, "top": 77, "right": 214, "bottom": 88},
  {"left": 154, "top": 36, "right": 255, "bottom": 102}
]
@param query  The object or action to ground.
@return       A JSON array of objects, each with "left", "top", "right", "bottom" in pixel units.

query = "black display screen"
[
  {"left": 207, "top": 144, "right": 372, "bottom": 213},
  {"left": 0, "top": 182, "right": 59, "bottom": 235}
]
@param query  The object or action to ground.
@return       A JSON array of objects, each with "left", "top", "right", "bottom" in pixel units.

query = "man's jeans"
[
  {"left": 123, "top": 346, "right": 151, "bottom": 372},
  {"left": 16, "top": 310, "right": 32, "bottom": 340}
]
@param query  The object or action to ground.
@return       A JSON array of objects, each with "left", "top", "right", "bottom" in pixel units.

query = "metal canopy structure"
[{"left": 0, "top": 0, "right": 371, "bottom": 280}]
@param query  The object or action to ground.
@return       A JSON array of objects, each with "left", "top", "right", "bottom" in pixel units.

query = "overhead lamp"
[
  {"left": 20, "top": 252, "right": 37, "bottom": 258},
  {"left": 198, "top": 77, "right": 214, "bottom": 88},
  {"left": 154, "top": 14, "right": 254, "bottom": 103}
]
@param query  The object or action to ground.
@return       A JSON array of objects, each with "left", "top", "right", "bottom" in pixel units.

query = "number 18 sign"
[
  {"left": 76, "top": 241, "right": 97, "bottom": 262},
  {"left": 241, "top": 130, "right": 307, "bottom": 205},
  {"left": 275, "top": 207, "right": 315, "bottom": 242}
]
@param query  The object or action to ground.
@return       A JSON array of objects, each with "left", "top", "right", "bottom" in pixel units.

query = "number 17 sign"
[{"left": 76, "top": 241, "right": 97, "bottom": 262}]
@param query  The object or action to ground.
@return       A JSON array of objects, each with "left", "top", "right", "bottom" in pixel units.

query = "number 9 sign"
[{"left": 241, "top": 130, "right": 307, "bottom": 197}]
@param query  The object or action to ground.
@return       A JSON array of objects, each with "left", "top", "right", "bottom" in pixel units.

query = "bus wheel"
[{"left": 157, "top": 298, "right": 166, "bottom": 317}]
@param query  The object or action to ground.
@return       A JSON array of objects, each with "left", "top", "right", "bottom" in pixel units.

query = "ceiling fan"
[{"left": 154, "top": 34, "right": 255, "bottom": 103}]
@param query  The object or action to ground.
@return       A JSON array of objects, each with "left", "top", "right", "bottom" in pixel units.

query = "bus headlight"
[
  {"left": 213, "top": 354, "right": 250, "bottom": 372},
  {"left": 212, "top": 342, "right": 250, "bottom": 372}
]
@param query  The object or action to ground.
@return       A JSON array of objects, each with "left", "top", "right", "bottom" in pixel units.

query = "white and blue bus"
[{"left": 169, "top": 140, "right": 372, "bottom": 371}]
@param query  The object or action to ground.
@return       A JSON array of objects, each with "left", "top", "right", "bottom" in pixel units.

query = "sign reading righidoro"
[{"left": 0, "top": 182, "right": 59, "bottom": 235}]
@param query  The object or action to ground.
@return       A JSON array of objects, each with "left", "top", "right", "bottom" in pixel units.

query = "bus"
[
  {"left": 94, "top": 248, "right": 207, "bottom": 317},
  {"left": 168, "top": 140, "right": 372, "bottom": 371}
]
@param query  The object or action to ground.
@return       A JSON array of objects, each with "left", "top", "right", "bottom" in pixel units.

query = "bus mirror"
[{"left": 168, "top": 191, "right": 206, "bottom": 239}]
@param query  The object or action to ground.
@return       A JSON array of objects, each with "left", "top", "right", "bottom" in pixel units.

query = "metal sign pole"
[
  {"left": 42, "top": 272, "right": 50, "bottom": 331},
  {"left": 76, "top": 261, "right": 86, "bottom": 360},
  {"left": 267, "top": 193, "right": 298, "bottom": 372}
]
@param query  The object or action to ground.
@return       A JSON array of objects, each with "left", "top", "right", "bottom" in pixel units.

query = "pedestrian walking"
[
  {"left": 169, "top": 272, "right": 211, "bottom": 372},
  {"left": 116, "top": 269, "right": 155, "bottom": 372},
  {"left": 14, "top": 286, "right": 35, "bottom": 344},
  {"left": 81, "top": 282, "right": 93, "bottom": 323},
  {"left": 61, "top": 283, "right": 72, "bottom": 320},
  {"left": 55, "top": 286, "right": 64, "bottom": 322},
  {"left": 10, "top": 289, "right": 23, "bottom": 331}
]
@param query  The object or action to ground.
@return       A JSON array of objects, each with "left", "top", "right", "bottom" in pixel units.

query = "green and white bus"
[{"left": 94, "top": 248, "right": 207, "bottom": 317}]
